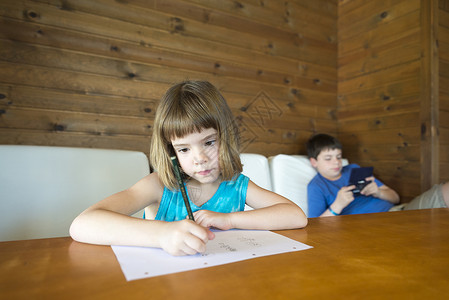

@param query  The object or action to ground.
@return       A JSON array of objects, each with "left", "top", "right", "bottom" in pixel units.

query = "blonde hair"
[{"left": 150, "top": 80, "right": 242, "bottom": 189}]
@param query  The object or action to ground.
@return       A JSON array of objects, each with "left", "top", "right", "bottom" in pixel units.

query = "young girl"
[{"left": 70, "top": 80, "right": 307, "bottom": 256}]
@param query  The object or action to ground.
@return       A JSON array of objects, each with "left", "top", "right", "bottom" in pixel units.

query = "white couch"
[
  {"left": 0, "top": 145, "right": 149, "bottom": 242},
  {"left": 0, "top": 146, "right": 342, "bottom": 241}
]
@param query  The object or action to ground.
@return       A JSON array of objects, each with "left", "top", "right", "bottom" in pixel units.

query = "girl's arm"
[
  {"left": 194, "top": 180, "right": 308, "bottom": 230},
  {"left": 70, "top": 173, "right": 213, "bottom": 255}
]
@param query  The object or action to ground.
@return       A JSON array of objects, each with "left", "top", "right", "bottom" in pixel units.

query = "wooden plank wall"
[
  {"left": 0, "top": 0, "right": 338, "bottom": 158},
  {"left": 1, "top": 0, "right": 445, "bottom": 203},
  {"left": 338, "top": 0, "right": 424, "bottom": 201},
  {"left": 440, "top": 0, "right": 449, "bottom": 183},
  {"left": 338, "top": 0, "right": 446, "bottom": 202}
]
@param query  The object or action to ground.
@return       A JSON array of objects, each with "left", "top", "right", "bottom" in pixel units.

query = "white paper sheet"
[{"left": 111, "top": 229, "right": 312, "bottom": 281}]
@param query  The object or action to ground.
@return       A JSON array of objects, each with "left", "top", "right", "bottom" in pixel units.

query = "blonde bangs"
[
  {"left": 150, "top": 80, "right": 243, "bottom": 190},
  {"left": 159, "top": 99, "right": 218, "bottom": 144}
]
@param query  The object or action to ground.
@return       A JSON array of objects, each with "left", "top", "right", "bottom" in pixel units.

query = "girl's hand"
[
  {"left": 193, "top": 210, "right": 233, "bottom": 231},
  {"left": 158, "top": 219, "right": 214, "bottom": 256},
  {"left": 360, "top": 176, "right": 379, "bottom": 196}
]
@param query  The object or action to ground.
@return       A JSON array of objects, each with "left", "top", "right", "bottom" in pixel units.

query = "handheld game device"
[{"left": 349, "top": 167, "right": 373, "bottom": 196}]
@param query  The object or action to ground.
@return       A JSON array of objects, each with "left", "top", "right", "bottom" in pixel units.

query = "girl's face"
[
  {"left": 171, "top": 127, "right": 220, "bottom": 185},
  {"left": 310, "top": 148, "right": 343, "bottom": 181}
]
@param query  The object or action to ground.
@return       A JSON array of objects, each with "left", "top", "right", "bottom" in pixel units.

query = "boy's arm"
[
  {"left": 361, "top": 177, "right": 400, "bottom": 204},
  {"left": 308, "top": 180, "right": 355, "bottom": 217},
  {"left": 377, "top": 185, "right": 400, "bottom": 204},
  {"left": 324, "top": 186, "right": 355, "bottom": 215}
]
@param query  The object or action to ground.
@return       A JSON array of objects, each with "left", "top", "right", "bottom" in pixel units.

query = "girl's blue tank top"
[{"left": 155, "top": 174, "right": 248, "bottom": 222}]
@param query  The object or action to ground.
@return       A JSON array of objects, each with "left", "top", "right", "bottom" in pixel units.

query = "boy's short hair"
[{"left": 306, "top": 133, "right": 342, "bottom": 159}]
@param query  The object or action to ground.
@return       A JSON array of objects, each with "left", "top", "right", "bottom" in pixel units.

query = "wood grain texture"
[
  {"left": 1, "top": 0, "right": 448, "bottom": 202},
  {"left": 338, "top": 0, "right": 447, "bottom": 201},
  {"left": 439, "top": 0, "right": 449, "bottom": 183},
  {"left": 0, "top": 0, "right": 337, "bottom": 159},
  {"left": 1, "top": 209, "right": 448, "bottom": 299}
]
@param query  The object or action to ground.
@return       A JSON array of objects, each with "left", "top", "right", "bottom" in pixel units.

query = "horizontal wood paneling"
[
  {"left": 339, "top": 7, "right": 421, "bottom": 57},
  {"left": 0, "top": 0, "right": 338, "bottom": 157},
  {"left": 338, "top": 0, "right": 446, "bottom": 201},
  {"left": 0, "top": 84, "right": 156, "bottom": 118},
  {"left": 339, "top": 0, "right": 420, "bottom": 40},
  {"left": 0, "top": 128, "right": 152, "bottom": 151},
  {"left": 338, "top": 32, "right": 422, "bottom": 81},
  {"left": 338, "top": 0, "right": 425, "bottom": 201},
  {"left": 1, "top": 0, "right": 446, "bottom": 204}
]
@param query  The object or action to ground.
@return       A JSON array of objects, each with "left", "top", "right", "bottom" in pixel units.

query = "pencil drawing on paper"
[{"left": 112, "top": 230, "right": 313, "bottom": 281}]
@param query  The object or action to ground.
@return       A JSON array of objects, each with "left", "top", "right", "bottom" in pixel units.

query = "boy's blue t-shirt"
[
  {"left": 307, "top": 164, "right": 394, "bottom": 218},
  {"left": 155, "top": 173, "right": 248, "bottom": 222}
]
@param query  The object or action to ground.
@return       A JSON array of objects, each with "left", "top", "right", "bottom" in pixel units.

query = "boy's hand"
[
  {"left": 335, "top": 185, "right": 355, "bottom": 209},
  {"left": 360, "top": 176, "right": 379, "bottom": 196},
  {"left": 158, "top": 219, "right": 214, "bottom": 256},
  {"left": 194, "top": 210, "right": 233, "bottom": 231}
]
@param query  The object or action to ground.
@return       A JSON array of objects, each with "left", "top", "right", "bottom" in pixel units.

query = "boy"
[{"left": 306, "top": 133, "right": 449, "bottom": 218}]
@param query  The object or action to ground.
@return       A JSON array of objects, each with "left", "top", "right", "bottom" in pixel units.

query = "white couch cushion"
[
  {"left": 0, "top": 145, "right": 149, "bottom": 241},
  {"left": 240, "top": 153, "right": 272, "bottom": 211},
  {"left": 240, "top": 153, "right": 272, "bottom": 191},
  {"left": 269, "top": 154, "right": 348, "bottom": 216}
]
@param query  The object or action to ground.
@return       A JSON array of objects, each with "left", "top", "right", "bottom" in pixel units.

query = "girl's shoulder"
[
  {"left": 234, "top": 173, "right": 248, "bottom": 182},
  {"left": 143, "top": 171, "right": 164, "bottom": 185},
  {"left": 131, "top": 172, "right": 165, "bottom": 199},
  {"left": 219, "top": 173, "right": 249, "bottom": 196},
  {"left": 223, "top": 173, "right": 249, "bottom": 187}
]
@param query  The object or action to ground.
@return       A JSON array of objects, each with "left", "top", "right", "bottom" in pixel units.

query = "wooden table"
[{"left": 1, "top": 208, "right": 449, "bottom": 299}]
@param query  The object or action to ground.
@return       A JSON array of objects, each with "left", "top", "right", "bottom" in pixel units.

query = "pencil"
[{"left": 171, "top": 156, "right": 195, "bottom": 221}]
